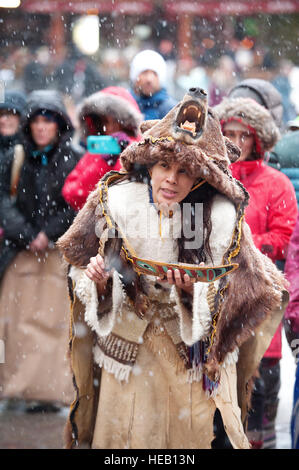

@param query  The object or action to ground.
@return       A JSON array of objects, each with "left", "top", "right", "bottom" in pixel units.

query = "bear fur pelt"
[{"left": 58, "top": 88, "right": 287, "bottom": 382}]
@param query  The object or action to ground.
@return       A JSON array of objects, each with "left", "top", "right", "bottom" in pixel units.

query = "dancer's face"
[{"left": 149, "top": 160, "right": 196, "bottom": 205}]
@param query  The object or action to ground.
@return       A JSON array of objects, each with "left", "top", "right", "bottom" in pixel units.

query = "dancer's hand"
[
  {"left": 158, "top": 262, "right": 204, "bottom": 294},
  {"left": 85, "top": 254, "right": 110, "bottom": 293},
  {"left": 158, "top": 269, "right": 195, "bottom": 294}
]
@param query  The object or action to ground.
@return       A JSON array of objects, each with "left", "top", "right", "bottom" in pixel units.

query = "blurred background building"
[{"left": 1, "top": 0, "right": 299, "bottom": 115}]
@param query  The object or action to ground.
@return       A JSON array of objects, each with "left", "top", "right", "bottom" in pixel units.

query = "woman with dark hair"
[
  {"left": 0, "top": 91, "right": 26, "bottom": 157},
  {"left": 58, "top": 89, "right": 286, "bottom": 449},
  {"left": 0, "top": 90, "right": 82, "bottom": 412}
]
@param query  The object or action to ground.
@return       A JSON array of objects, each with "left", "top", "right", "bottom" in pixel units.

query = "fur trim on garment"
[
  {"left": 78, "top": 86, "right": 142, "bottom": 138},
  {"left": 69, "top": 265, "right": 124, "bottom": 337},
  {"left": 214, "top": 97, "right": 280, "bottom": 152},
  {"left": 58, "top": 93, "right": 287, "bottom": 383},
  {"left": 120, "top": 90, "right": 246, "bottom": 206},
  {"left": 58, "top": 177, "right": 286, "bottom": 385}
]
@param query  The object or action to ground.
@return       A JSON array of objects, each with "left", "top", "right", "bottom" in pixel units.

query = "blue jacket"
[{"left": 131, "top": 88, "right": 177, "bottom": 120}]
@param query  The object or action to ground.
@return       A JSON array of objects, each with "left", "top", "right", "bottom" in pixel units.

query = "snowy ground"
[{"left": 276, "top": 330, "right": 297, "bottom": 449}]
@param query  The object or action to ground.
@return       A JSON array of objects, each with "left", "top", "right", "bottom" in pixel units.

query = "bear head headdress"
[{"left": 120, "top": 87, "right": 247, "bottom": 207}]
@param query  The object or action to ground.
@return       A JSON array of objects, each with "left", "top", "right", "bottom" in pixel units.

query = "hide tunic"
[
  {"left": 67, "top": 181, "right": 250, "bottom": 449},
  {"left": 59, "top": 91, "right": 287, "bottom": 448}
]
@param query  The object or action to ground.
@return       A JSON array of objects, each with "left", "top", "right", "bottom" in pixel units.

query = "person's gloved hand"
[
  {"left": 111, "top": 131, "right": 130, "bottom": 151},
  {"left": 101, "top": 132, "right": 130, "bottom": 166}
]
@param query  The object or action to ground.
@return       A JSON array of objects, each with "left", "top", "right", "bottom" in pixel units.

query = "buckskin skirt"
[{"left": 91, "top": 320, "right": 250, "bottom": 449}]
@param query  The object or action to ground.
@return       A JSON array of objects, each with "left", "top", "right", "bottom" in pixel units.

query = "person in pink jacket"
[
  {"left": 62, "top": 87, "right": 142, "bottom": 211},
  {"left": 284, "top": 215, "right": 299, "bottom": 449}
]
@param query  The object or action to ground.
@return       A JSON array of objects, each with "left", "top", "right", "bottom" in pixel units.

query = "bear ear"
[
  {"left": 224, "top": 136, "right": 241, "bottom": 163},
  {"left": 140, "top": 119, "right": 160, "bottom": 134}
]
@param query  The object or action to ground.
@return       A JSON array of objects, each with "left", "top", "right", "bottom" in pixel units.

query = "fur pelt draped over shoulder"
[
  {"left": 203, "top": 222, "right": 285, "bottom": 379},
  {"left": 58, "top": 89, "right": 287, "bottom": 381},
  {"left": 57, "top": 180, "right": 286, "bottom": 382},
  {"left": 58, "top": 188, "right": 102, "bottom": 268}
]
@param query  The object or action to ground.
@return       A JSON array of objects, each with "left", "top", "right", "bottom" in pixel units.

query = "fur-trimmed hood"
[
  {"left": 120, "top": 88, "right": 248, "bottom": 207},
  {"left": 214, "top": 97, "right": 280, "bottom": 153},
  {"left": 77, "top": 86, "right": 142, "bottom": 138}
]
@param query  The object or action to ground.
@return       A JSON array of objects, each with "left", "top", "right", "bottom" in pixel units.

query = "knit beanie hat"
[{"left": 130, "top": 50, "right": 167, "bottom": 86}]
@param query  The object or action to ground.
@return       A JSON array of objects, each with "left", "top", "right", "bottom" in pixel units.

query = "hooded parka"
[
  {"left": 0, "top": 90, "right": 83, "bottom": 277},
  {"left": 62, "top": 87, "right": 142, "bottom": 210},
  {"left": 215, "top": 97, "right": 298, "bottom": 359},
  {"left": 0, "top": 91, "right": 27, "bottom": 163},
  {"left": 0, "top": 90, "right": 83, "bottom": 405}
]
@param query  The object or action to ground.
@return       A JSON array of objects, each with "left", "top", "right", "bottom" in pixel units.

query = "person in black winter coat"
[
  {"left": 0, "top": 91, "right": 27, "bottom": 240},
  {"left": 0, "top": 90, "right": 83, "bottom": 411},
  {"left": 0, "top": 89, "right": 83, "bottom": 278},
  {"left": 0, "top": 90, "right": 26, "bottom": 160},
  {"left": 51, "top": 46, "right": 108, "bottom": 104}
]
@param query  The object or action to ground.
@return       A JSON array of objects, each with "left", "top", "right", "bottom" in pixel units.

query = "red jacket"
[
  {"left": 231, "top": 159, "right": 298, "bottom": 358},
  {"left": 62, "top": 132, "right": 138, "bottom": 211}
]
